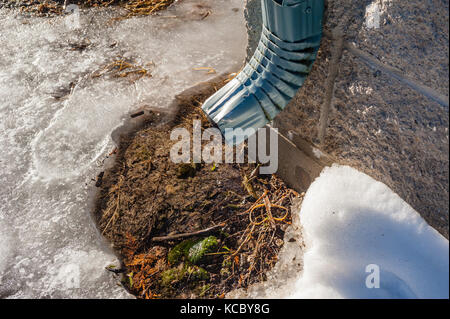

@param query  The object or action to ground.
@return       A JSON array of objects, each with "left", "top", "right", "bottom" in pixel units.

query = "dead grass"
[
  {"left": 121, "top": 0, "right": 175, "bottom": 18},
  {"left": 92, "top": 57, "right": 154, "bottom": 82},
  {"left": 94, "top": 78, "right": 301, "bottom": 298},
  {"left": 15, "top": 0, "right": 176, "bottom": 18}
]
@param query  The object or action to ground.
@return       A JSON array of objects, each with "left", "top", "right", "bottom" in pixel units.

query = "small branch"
[{"left": 151, "top": 223, "right": 225, "bottom": 242}]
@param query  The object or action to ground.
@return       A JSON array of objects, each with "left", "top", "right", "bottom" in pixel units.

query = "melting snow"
[{"left": 0, "top": 0, "right": 246, "bottom": 298}]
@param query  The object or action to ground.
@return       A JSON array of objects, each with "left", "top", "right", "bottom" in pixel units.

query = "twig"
[{"left": 151, "top": 223, "right": 225, "bottom": 242}]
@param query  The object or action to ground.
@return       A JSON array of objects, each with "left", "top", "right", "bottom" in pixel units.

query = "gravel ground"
[{"left": 245, "top": 0, "right": 449, "bottom": 237}]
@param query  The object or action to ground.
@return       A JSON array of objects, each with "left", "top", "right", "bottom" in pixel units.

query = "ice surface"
[
  {"left": 0, "top": 217, "right": 12, "bottom": 286},
  {"left": 230, "top": 165, "right": 449, "bottom": 299},
  {"left": 0, "top": 1, "right": 246, "bottom": 298}
]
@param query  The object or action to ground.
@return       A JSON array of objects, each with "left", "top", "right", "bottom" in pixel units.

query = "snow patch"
[{"left": 232, "top": 165, "right": 449, "bottom": 299}]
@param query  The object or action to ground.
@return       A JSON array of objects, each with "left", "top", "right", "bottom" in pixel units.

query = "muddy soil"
[{"left": 93, "top": 78, "right": 300, "bottom": 299}]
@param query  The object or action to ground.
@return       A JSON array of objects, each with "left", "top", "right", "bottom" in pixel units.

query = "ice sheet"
[{"left": 0, "top": 1, "right": 247, "bottom": 298}]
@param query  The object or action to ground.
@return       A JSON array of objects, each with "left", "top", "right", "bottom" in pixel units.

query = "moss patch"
[
  {"left": 167, "top": 239, "right": 197, "bottom": 265},
  {"left": 188, "top": 236, "right": 218, "bottom": 264},
  {"left": 161, "top": 263, "right": 209, "bottom": 288}
]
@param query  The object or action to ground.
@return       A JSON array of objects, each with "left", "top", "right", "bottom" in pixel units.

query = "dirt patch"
[{"left": 93, "top": 78, "right": 301, "bottom": 299}]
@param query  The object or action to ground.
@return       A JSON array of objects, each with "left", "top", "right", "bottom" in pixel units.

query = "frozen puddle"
[
  {"left": 0, "top": 1, "right": 246, "bottom": 298},
  {"left": 230, "top": 165, "right": 449, "bottom": 299}
]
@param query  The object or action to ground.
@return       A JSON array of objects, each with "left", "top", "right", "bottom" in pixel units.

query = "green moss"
[
  {"left": 187, "top": 265, "right": 209, "bottom": 281},
  {"left": 222, "top": 258, "right": 232, "bottom": 268},
  {"left": 167, "top": 239, "right": 197, "bottom": 265},
  {"left": 168, "top": 236, "right": 219, "bottom": 265},
  {"left": 161, "top": 264, "right": 187, "bottom": 286},
  {"left": 160, "top": 264, "right": 209, "bottom": 288},
  {"left": 197, "top": 284, "right": 211, "bottom": 297},
  {"left": 220, "top": 258, "right": 232, "bottom": 277},
  {"left": 188, "top": 236, "right": 218, "bottom": 264}
]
